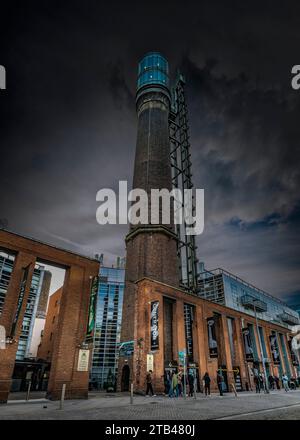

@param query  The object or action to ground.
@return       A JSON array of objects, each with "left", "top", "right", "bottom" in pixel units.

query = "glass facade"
[
  {"left": 198, "top": 268, "right": 299, "bottom": 330},
  {"left": 279, "top": 332, "right": 291, "bottom": 377},
  {"left": 227, "top": 317, "right": 235, "bottom": 364},
  {"left": 16, "top": 265, "right": 45, "bottom": 360},
  {"left": 258, "top": 326, "right": 268, "bottom": 359},
  {"left": 90, "top": 266, "right": 125, "bottom": 390},
  {"left": 184, "top": 304, "right": 194, "bottom": 362},
  {"left": 137, "top": 52, "right": 169, "bottom": 91},
  {"left": 248, "top": 323, "right": 259, "bottom": 361},
  {"left": 0, "top": 251, "right": 15, "bottom": 316}
]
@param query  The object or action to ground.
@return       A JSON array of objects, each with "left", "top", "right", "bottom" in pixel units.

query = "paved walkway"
[{"left": 1, "top": 390, "right": 300, "bottom": 419}]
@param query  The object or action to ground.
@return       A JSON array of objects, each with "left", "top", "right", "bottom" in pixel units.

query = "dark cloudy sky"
[{"left": 0, "top": 1, "right": 299, "bottom": 303}]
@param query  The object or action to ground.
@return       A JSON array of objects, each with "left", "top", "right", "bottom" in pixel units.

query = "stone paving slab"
[{"left": 1, "top": 390, "right": 300, "bottom": 420}]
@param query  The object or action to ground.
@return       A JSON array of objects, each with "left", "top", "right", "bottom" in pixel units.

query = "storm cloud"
[{"left": 0, "top": 0, "right": 299, "bottom": 301}]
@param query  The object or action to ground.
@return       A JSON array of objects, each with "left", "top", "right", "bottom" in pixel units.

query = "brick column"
[
  {"left": 135, "top": 285, "right": 165, "bottom": 394},
  {"left": 264, "top": 327, "right": 275, "bottom": 375},
  {"left": 47, "top": 265, "right": 94, "bottom": 400},
  {"left": 173, "top": 300, "right": 186, "bottom": 364},
  {"left": 220, "top": 315, "right": 234, "bottom": 390},
  {"left": 234, "top": 317, "right": 248, "bottom": 390},
  {"left": 0, "top": 251, "right": 36, "bottom": 403},
  {"left": 194, "top": 304, "right": 208, "bottom": 382}
]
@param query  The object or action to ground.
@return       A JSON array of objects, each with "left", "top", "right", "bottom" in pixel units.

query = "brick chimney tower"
[{"left": 118, "top": 53, "right": 179, "bottom": 391}]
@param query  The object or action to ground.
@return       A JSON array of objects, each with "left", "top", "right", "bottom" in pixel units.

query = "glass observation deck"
[
  {"left": 241, "top": 294, "right": 268, "bottom": 313},
  {"left": 137, "top": 52, "right": 170, "bottom": 92},
  {"left": 278, "top": 312, "right": 299, "bottom": 326}
]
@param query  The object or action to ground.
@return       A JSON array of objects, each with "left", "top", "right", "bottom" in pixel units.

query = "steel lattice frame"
[{"left": 169, "top": 74, "right": 198, "bottom": 292}]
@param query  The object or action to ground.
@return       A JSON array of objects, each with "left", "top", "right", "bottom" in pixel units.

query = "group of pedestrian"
[
  {"left": 268, "top": 374, "right": 281, "bottom": 390},
  {"left": 256, "top": 372, "right": 294, "bottom": 393},
  {"left": 254, "top": 372, "right": 266, "bottom": 393},
  {"left": 147, "top": 368, "right": 298, "bottom": 397},
  {"left": 165, "top": 370, "right": 195, "bottom": 398}
]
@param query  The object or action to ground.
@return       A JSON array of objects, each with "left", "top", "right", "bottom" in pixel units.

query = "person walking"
[
  {"left": 268, "top": 374, "right": 275, "bottom": 390},
  {"left": 203, "top": 372, "right": 211, "bottom": 396},
  {"left": 282, "top": 373, "right": 290, "bottom": 392},
  {"left": 177, "top": 371, "right": 183, "bottom": 397},
  {"left": 274, "top": 375, "right": 281, "bottom": 390},
  {"left": 254, "top": 374, "right": 261, "bottom": 393},
  {"left": 188, "top": 372, "right": 194, "bottom": 397},
  {"left": 216, "top": 371, "right": 224, "bottom": 396},
  {"left": 145, "top": 370, "right": 156, "bottom": 396},
  {"left": 259, "top": 373, "right": 266, "bottom": 393},
  {"left": 167, "top": 372, "right": 174, "bottom": 397},
  {"left": 172, "top": 371, "right": 178, "bottom": 397}
]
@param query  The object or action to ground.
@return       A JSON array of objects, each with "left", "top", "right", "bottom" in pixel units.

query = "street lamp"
[{"left": 253, "top": 300, "right": 269, "bottom": 394}]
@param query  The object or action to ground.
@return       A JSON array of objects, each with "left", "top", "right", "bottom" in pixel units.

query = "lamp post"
[{"left": 253, "top": 300, "right": 269, "bottom": 394}]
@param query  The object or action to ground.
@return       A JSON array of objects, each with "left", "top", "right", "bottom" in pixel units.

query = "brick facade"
[
  {"left": 0, "top": 230, "right": 99, "bottom": 403},
  {"left": 37, "top": 288, "right": 62, "bottom": 362},
  {"left": 118, "top": 278, "right": 295, "bottom": 394}
]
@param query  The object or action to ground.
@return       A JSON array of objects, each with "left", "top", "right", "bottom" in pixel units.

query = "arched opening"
[{"left": 121, "top": 365, "right": 130, "bottom": 391}]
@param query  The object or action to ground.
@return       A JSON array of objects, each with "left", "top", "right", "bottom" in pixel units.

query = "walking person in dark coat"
[
  {"left": 216, "top": 371, "right": 224, "bottom": 396},
  {"left": 145, "top": 370, "right": 156, "bottom": 396},
  {"left": 202, "top": 372, "right": 211, "bottom": 396},
  {"left": 188, "top": 372, "right": 194, "bottom": 397},
  {"left": 254, "top": 374, "right": 261, "bottom": 393},
  {"left": 268, "top": 374, "right": 275, "bottom": 390},
  {"left": 274, "top": 375, "right": 281, "bottom": 390}
]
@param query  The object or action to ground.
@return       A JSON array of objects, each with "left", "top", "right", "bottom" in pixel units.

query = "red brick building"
[
  {"left": 0, "top": 229, "right": 99, "bottom": 403},
  {"left": 118, "top": 277, "right": 295, "bottom": 394},
  {"left": 117, "top": 53, "right": 296, "bottom": 394},
  {"left": 38, "top": 288, "right": 62, "bottom": 362}
]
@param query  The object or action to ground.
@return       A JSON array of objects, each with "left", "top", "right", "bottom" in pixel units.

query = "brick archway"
[{"left": 0, "top": 230, "right": 99, "bottom": 403}]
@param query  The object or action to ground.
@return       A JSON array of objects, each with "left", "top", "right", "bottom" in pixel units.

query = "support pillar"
[
  {"left": 0, "top": 251, "right": 36, "bottom": 403},
  {"left": 47, "top": 266, "right": 93, "bottom": 400}
]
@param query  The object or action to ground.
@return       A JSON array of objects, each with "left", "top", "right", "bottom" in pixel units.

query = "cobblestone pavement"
[{"left": 0, "top": 390, "right": 300, "bottom": 420}]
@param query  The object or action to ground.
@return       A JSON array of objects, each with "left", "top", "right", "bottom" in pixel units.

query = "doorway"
[{"left": 121, "top": 365, "right": 130, "bottom": 391}]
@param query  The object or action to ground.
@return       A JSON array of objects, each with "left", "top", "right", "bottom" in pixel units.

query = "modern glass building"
[
  {"left": 198, "top": 267, "right": 300, "bottom": 330},
  {"left": 137, "top": 52, "right": 169, "bottom": 92},
  {"left": 198, "top": 266, "right": 300, "bottom": 379},
  {"left": 0, "top": 251, "right": 50, "bottom": 360},
  {"left": 15, "top": 264, "right": 48, "bottom": 360},
  {"left": 90, "top": 266, "right": 125, "bottom": 390},
  {"left": 0, "top": 251, "right": 15, "bottom": 317}
]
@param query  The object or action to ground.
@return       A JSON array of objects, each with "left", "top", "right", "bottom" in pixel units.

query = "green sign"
[
  {"left": 11, "top": 265, "right": 30, "bottom": 337},
  {"left": 85, "top": 276, "right": 99, "bottom": 342},
  {"left": 118, "top": 341, "right": 134, "bottom": 357}
]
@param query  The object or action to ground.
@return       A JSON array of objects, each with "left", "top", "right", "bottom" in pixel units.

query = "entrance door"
[{"left": 121, "top": 365, "right": 130, "bottom": 391}]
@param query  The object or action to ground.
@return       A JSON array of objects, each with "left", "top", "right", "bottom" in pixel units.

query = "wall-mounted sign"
[
  {"left": 150, "top": 301, "right": 159, "bottom": 351},
  {"left": 11, "top": 265, "right": 30, "bottom": 337},
  {"left": 269, "top": 334, "right": 280, "bottom": 365},
  {"left": 147, "top": 353, "right": 154, "bottom": 371},
  {"left": 118, "top": 340, "right": 134, "bottom": 357},
  {"left": 233, "top": 366, "right": 242, "bottom": 391},
  {"left": 288, "top": 339, "right": 299, "bottom": 366},
  {"left": 242, "top": 327, "right": 254, "bottom": 362},
  {"left": 0, "top": 325, "right": 6, "bottom": 349},
  {"left": 85, "top": 276, "right": 99, "bottom": 342},
  {"left": 207, "top": 317, "right": 218, "bottom": 358},
  {"left": 77, "top": 349, "right": 90, "bottom": 371}
]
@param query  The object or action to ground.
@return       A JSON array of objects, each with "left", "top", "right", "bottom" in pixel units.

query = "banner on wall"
[
  {"left": 11, "top": 264, "right": 30, "bottom": 337},
  {"left": 85, "top": 276, "right": 99, "bottom": 342},
  {"left": 147, "top": 353, "right": 154, "bottom": 371},
  {"left": 288, "top": 339, "right": 299, "bottom": 366},
  {"left": 207, "top": 317, "right": 218, "bottom": 358},
  {"left": 150, "top": 301, "right": 159, "bottom": 351},
  {"left": 242, "top": 327, "right": 254, "bottom": 362},
  {"left": 269, "top": 333, "right": 281, "bottom": 365},
  {"left": 77, "top": 349, "right": 90, "bottom": 371}
]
